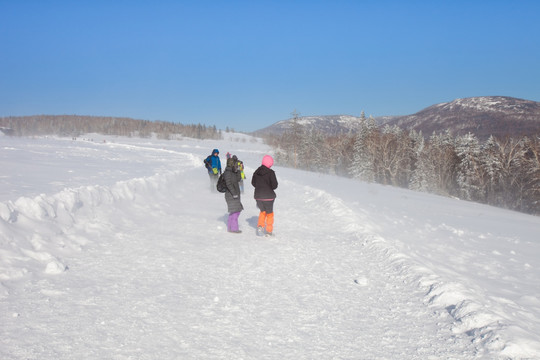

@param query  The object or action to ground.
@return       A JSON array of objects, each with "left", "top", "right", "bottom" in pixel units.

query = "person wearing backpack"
[
  {"left": 203, "top": 149, "right": 222, "bottom": 192},
  {"left": 222, "top": 154, "right": 245, "bottom": 193},
  {"left": 222, "top": 156, "right": 244, "bottom": 233},
  {"left": 251, "top": 155, "right": 278, "bottom": 236}
]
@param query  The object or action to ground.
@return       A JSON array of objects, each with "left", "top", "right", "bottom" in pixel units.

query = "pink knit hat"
[{"left": 262, "top": 155, "right": 274, "bottom": 168}]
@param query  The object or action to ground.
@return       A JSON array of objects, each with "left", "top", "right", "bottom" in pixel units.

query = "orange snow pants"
[{"left": 258, "top": 211, "right": 274, "bottom": 233}]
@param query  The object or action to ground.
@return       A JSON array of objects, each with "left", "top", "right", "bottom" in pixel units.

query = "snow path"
[{"left": 1, "top": 151, "right": 479, "bottom": 359}]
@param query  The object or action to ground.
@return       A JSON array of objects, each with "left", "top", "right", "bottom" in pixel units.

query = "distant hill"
[
  {"left": 255, "top": 96, "right": 540, "bottom": 140},
  {"left": 253, "top": 115, "right": 379, "bottom": 137},
  {"left": 385, "top": 96, "right": 540, "bottom": 140}
]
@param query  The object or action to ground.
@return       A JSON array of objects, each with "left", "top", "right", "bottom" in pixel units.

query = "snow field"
[{"left": 1, "top": 134, "right": 539, "bottom": 359}]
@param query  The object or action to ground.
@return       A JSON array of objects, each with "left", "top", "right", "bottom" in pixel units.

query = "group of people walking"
[{"left": 204, "top": 149, "right": 278, "bottom": 236}]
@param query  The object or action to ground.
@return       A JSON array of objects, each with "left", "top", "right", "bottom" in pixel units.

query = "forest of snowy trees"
[
  {"left": 0, "top": 115, "right": 222, "bottom": 140},
  {"left": 266, "top": 114, "right": 540, "bottom": 215}
]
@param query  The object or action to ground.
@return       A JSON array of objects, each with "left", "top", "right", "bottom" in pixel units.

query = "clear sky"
[{"left": 1, "top": 0, "right": 539, "bottom": 132}]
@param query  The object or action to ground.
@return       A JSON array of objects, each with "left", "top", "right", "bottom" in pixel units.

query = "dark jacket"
[
  {"left": 251, "top": 165, "right": 278, "bottom": 200},
  {"left": 223, "top": 166, "right": 243, "bottom": 213}
]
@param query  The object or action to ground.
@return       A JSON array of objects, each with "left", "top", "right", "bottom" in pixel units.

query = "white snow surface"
[{"left": 1, "top": 133, "right": 539, "bottom": 359}]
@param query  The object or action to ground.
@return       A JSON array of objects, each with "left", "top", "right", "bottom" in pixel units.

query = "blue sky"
[{"left": 1, "top": 1, "right": 539, "bottom": 132}]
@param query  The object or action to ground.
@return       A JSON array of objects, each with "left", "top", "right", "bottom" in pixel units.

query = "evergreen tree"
[
  {"left": 411, "top": 130, "right": 458, "bottom": 196},
  {"left": 455, "top": 133, "right": 485, "bottom": 201},
  {"left": 348, "top": 116, "right": 377, "bottom": 181}
]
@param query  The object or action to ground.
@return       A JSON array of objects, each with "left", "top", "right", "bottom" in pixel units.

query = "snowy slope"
[
  {"left": 254, "top": 115, "right": 367, "bottom": 136},
  {"left": 1, "top": 134, "right": 539, "bottom": 359}
]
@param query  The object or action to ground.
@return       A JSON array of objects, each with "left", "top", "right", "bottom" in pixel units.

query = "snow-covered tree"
[
  {"left": 481, "top": 135, "right": 505, "bottom": 204},
  {"left": 411, "top": 130, "right": 458, "bottom": 196},
  {"left": 455, "top": 133, "right": 486, "bottom": 201},
  {"left": 348, "top": 116, "right": 378, "bottom": 182},
  {"left": 374, "top": 125, "right": 416, "bottom": 186}
]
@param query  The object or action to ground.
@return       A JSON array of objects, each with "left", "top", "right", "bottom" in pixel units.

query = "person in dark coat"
[
  {"left": 251, "top": 155, "right": 278, "bottom": 236},
  {"left": 223, "top": 157, "right": 244, "bottom": 233}
]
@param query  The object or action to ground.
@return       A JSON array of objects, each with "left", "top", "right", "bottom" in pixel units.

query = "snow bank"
[
  {"left": 0, "top": 170, "right": 180, "bottom": 283},
  {"left": 289, "top": 179, "right": 540, "bottom": 359}
]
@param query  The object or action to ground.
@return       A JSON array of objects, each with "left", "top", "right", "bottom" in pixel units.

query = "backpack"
[
  {"left": 204, "top": 156, "right": 211, "bottom": 170},
  {"left": 216, "top": 173, "right": 228, "bottom": 193}
]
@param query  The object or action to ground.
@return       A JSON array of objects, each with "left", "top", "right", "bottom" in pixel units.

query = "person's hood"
[{"left": 255, "top": 165, "right": 272, "bottom": 176}]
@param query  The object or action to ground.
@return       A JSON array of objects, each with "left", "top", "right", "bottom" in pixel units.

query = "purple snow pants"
[{"left": 228, "top": 212, "right": 240, "bottom": 232}]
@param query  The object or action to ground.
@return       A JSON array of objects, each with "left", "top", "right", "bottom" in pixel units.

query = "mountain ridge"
[
  {"left": 254, "top": 96, "right": 540, "bottom": 139},
  {"left": 386, "top": 96, "right": 540, "bottom": 139}
]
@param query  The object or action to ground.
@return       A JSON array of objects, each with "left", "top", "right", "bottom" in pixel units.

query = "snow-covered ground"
[{"left": 1, "top": 132, "right": 539, "bottom": 359}]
